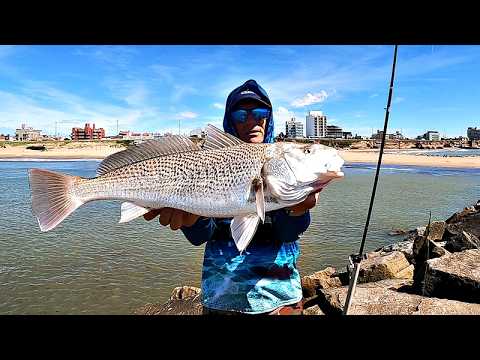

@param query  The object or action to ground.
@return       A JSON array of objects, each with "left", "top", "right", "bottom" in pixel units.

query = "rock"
[
  {"left": 394, "top": 264, "right": 414, "bottom": 280},
  {"left": 413, "top": 234, "right": 450, "bottom": 289},
  {"left": 135, "top": 286, "right": 203, "bottom": 315},
  {"left": 321, "top": 279, "right": 480, "bottom": 315},
  {"left": 426, "top": 221, "right": 446, "bottom": 241},
  {"left": 423, "top": 249, "right": 480, "bottom": 303},
  {"left": 446, "top": 206, "right": 478, "bottom": 224},
  {"left": 302, "top": 305, "right": 325, "bottom": 315},
  {"left": 444, "top": 231, "right": 480, "bottom": 252},
  {"left": 170, "top": 286, "right": 201, "bottom": 300},
  {"left": 388, "top": 228, "right": 408, "bottom": 236},
  {"left": 357, "top": 251, "right": 411, "bottom": 283},
  {"left": 301, "top": 267, "right": 343, "bottom": 297},
  {"left": 377, "top": 239, "right": 414, "bottom": 263}
]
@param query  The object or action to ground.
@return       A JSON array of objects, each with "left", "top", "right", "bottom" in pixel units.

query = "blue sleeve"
[
  {"left": 180, "top": 217, "right": 216, "bottom": 246},
  {"left": 271, "top": 209, "right": 311, "bottom": 242}
]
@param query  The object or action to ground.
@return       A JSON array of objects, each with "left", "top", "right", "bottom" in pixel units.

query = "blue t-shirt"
[{"left": 181, "top": 209, "right": 310, "bottom": 314}]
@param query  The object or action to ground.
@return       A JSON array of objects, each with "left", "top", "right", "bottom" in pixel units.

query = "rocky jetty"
[{"left": 135, "top": 200, "right": 480, "bottom": 315}]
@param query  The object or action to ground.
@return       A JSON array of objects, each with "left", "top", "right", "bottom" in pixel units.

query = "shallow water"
[{"left": 0, "top": 161, "right": 478, "bottom": 314}]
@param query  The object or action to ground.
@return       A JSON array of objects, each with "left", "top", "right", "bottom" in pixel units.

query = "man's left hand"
[{"left": 287, "top": 189, "right": 322, "bottom": 216}]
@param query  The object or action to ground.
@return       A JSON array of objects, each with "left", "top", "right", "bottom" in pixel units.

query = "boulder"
[
  {"left": 445, "top": 206, "right": 478, "bottom": 224},
  {"left": 321, "top": 279, "right": 480, "bottom": 315},
  {"left": 413, "top": 234, "right": 450, "bottom": 289},
  {"left": 377, "top": 239, "right": 414, "bottom": 263},
  {"left": 302, "top": 305, "right": 325, "bottom": 315},
  {"left": 357, "top": 251, "right": 411, "bottom": 283},
  {"left": 301, "top": 267, "right": 343, "bottom": 297},
  {"left": 444, "top": 231, "right": 480, "bottom": 252},
  {"left": 426, "top": 221, "right": 446, "bottom": 241},
  {"left": 423, "top": 249, "right": 480, "bottom": 303},
  {"left": 170, "top": 286, "right": 201, "bottom": 300}
]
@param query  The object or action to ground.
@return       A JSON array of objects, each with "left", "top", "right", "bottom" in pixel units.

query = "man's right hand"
[{"left": 143, "top": 208, "right": 200, "bottom": 231}]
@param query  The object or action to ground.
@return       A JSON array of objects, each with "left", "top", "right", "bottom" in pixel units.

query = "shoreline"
[{"left": 1, "top": 146, "right": 480, "bottom": 169}]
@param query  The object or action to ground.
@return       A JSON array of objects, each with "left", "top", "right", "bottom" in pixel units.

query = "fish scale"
[{"left": 73, "top": 143, "right": 270, "bottom": 217}]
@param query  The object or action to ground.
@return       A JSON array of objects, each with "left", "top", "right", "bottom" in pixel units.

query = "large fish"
[{"left": 29, "top": 125, "right": 344, "bottom": 252}]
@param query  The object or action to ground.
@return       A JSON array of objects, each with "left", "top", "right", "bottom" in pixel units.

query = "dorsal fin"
[
  {"left": 202, "top": 124, "right": 244, "bottom": 150},
  {"left": 97, "top": 136, "right": 200, "bottom": 176}
]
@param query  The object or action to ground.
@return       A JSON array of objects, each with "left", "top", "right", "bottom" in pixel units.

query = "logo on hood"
[{"left": 240, "top": 90, "right": 255, "bottom": 95}]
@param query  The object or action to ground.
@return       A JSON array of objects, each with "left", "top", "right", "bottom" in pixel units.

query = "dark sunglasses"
[{"left": 231, "top": 108, "right": 271, "bottom": 124}]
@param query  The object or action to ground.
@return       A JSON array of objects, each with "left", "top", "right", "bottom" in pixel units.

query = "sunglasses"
[{"left": 231, "top": 108, "right": 271, "bottom": 124}]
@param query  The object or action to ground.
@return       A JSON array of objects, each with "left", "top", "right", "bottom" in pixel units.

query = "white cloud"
[
  {"left": 273, "top": 106, "right": 298, "bottom": 136},
  {"left": 213, "top": 103, "right": 224, "bottom": 110},
  {"left": 291, "top": 90, "right": 328, "bottom": 107},
  {"left": 393, "top": 96, "right": 405, "bottom": 104},
  {"left": 369, "top": 93, "right": 379, "bottom": 98},
  {"left": 177, "top": 111, "right": 198, "bottom": 119}
]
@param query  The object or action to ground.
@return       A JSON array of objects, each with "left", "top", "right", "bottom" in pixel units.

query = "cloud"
[
  {"left": 213, "top": 103, "right": 224, "bottom": 110},
  {"left": 73, "top": 46, "right": 139, "bottom": 69},
  {"left": 369, "top": 93, "right": 379, "bottom": 98},
  {"left": 177, "top": 111, "right": 198, "bottom": 119},
  {"left": 393, "top": 97, "right": 405, "bottom": 104},
  {"left": 291, "top": 90, "right": 329, "bottom": 107}
]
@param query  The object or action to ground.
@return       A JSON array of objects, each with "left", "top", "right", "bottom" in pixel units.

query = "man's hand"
[
  {"left": 286, "top": 190, "right": 322, "bottom": 216},
  {"left": 143, "top": 208, "right": 200, "bottom": 230}
]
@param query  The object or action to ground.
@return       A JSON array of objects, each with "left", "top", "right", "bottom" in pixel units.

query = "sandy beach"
[{"left": 1, "top": 142, "right": 479, "bottom": 168}]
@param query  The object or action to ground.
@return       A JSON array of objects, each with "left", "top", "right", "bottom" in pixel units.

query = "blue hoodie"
[{"left": 181, "top": 80, "right": 310, "bottom": 314}]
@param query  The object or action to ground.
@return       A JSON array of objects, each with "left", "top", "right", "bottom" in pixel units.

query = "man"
[{"left": 144, "top": 79, "right": 320, "bottom": 315}]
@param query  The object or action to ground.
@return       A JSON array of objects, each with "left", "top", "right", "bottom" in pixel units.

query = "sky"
[{"left": 0, "top": 45, "right": 479, "bottom": 139}]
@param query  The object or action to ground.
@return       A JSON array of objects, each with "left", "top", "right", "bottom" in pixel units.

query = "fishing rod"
[{"left": 343, "top": 45, "right": 399, "bottom": 315}]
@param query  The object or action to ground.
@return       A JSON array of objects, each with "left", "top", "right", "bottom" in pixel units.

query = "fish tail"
[{"left": 28, "top": 169, "right": 84, "bottom": 232}]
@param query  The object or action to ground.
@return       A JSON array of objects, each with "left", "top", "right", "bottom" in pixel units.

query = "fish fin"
[
  {"left": 97, "top": 136, "right": 200, "bottom": 176},
  {"left": 119, "top": 202, "right": 150, "bottom": 223},
  {"left": 202, "top": 124, "right": 244, "bottom": 150},
  {"left": 28, "top": 169, "right": 84, "bottom": 232},
  {"left": 252, "top": 177, "right": 265, "bottom": 223},
  {"left": 230, "top": 214, "right": 260, "bottom": 253}
]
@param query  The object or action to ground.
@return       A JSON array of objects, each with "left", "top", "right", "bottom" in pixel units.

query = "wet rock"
[
  {"left": 321, "top": 279, "right": 480, "bottom": 315},
  {"left": 423, "top": 249, "right": 480, "bottom": 303},
  {"left": 357, "top": 251, "right": 411, "bottom": 283},
  {"left": 301, "top": 267, "right": 343, "bottom": 297},
  {"left": 389, "top": 228, "right": 408, "bottom": 236},
  {"left": 377, "top": 239, "right": 414, "bottom": 263},
  {"left": 444, "top": 231, "right": 480, "bottom": 252},
  {"left": 446, "top": 206, "right": 478, "bottom": 224},
  {"left": 426, "top": 221, "right": 446, "bottom": 241}
]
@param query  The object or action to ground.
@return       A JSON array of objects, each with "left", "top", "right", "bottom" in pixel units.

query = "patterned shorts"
[{"left": 202, "top": 300, "right": 304, "bottom": 315}]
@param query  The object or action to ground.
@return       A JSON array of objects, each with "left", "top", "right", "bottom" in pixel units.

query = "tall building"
[
  {"left": 326, "top": 125, "right": 343, "bottom": 139},
  {"left": 306, "top": 111, "right": 327, "bottom": 138},
  {"left": 285, "top": 118, "right": 304, "bottom": 138},
  {"left": 71, "top": 123, "right": 105, "bottom": 140},
  {"left": 422, "top": 130, "right": 440, "bottom": 141},
  {"left": 15, "top": 124, "right": 42, "bottom": 141},
  {"left": 467, "top": 127, "right": 480, "bottom": 140}
]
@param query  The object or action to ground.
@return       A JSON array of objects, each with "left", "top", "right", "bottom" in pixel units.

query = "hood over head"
[{"left": 223, "top": 79, "right": 275, "bottom": 144}]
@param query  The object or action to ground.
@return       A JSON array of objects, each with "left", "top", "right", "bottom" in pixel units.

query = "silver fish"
[{"left": 29, "top": 125, "right": 344, "bottom": 252}]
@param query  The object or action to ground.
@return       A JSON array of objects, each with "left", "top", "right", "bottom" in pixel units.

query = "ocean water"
[{"left": 0, "top": 160, "right": 478, "bottom": 314}]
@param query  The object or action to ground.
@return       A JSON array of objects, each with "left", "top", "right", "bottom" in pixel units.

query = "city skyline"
[{"left": 0, "top": 45, "right": 479, "bottom": 139}]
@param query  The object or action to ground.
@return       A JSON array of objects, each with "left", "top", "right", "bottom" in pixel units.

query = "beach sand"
[
  {"left": 339, "top": 149, "right": 480, "bottom": 168},
  {"left": 1, "top": 142, "right": 479, "bottom": 168}
]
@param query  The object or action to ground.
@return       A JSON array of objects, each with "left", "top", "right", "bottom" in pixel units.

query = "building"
[
  {"left": 342, "top": 131, "right": 353, "bottom": 139},
  {"left": 15, "top": 124, "right": 42, "bottom": 141},
  {"left": 372, "top": 130, "right": 405, "bottom": 140},
  {"left": 422, "top": 131, "right": 440, "bottom": 141},
  {"left": 306, "top": 111, "right": 327, "bottom": 138},
  {"left": 285, "top": 118, "right": 304, "bottom": 138},
  {"left": 117, "top": 130, "right": 153, "bottom": 141},
  {"left": 325, "top": 125, "right": 343, "bottom": 139},
  {"left": 467, "top": 127, "right": 480, "bottom": 140},
  {"left": 0, "top": 134, "right": 10, "bottom": 141},
  {"left": 71, "top": 123, "right": 105, "bottom": 141}
]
